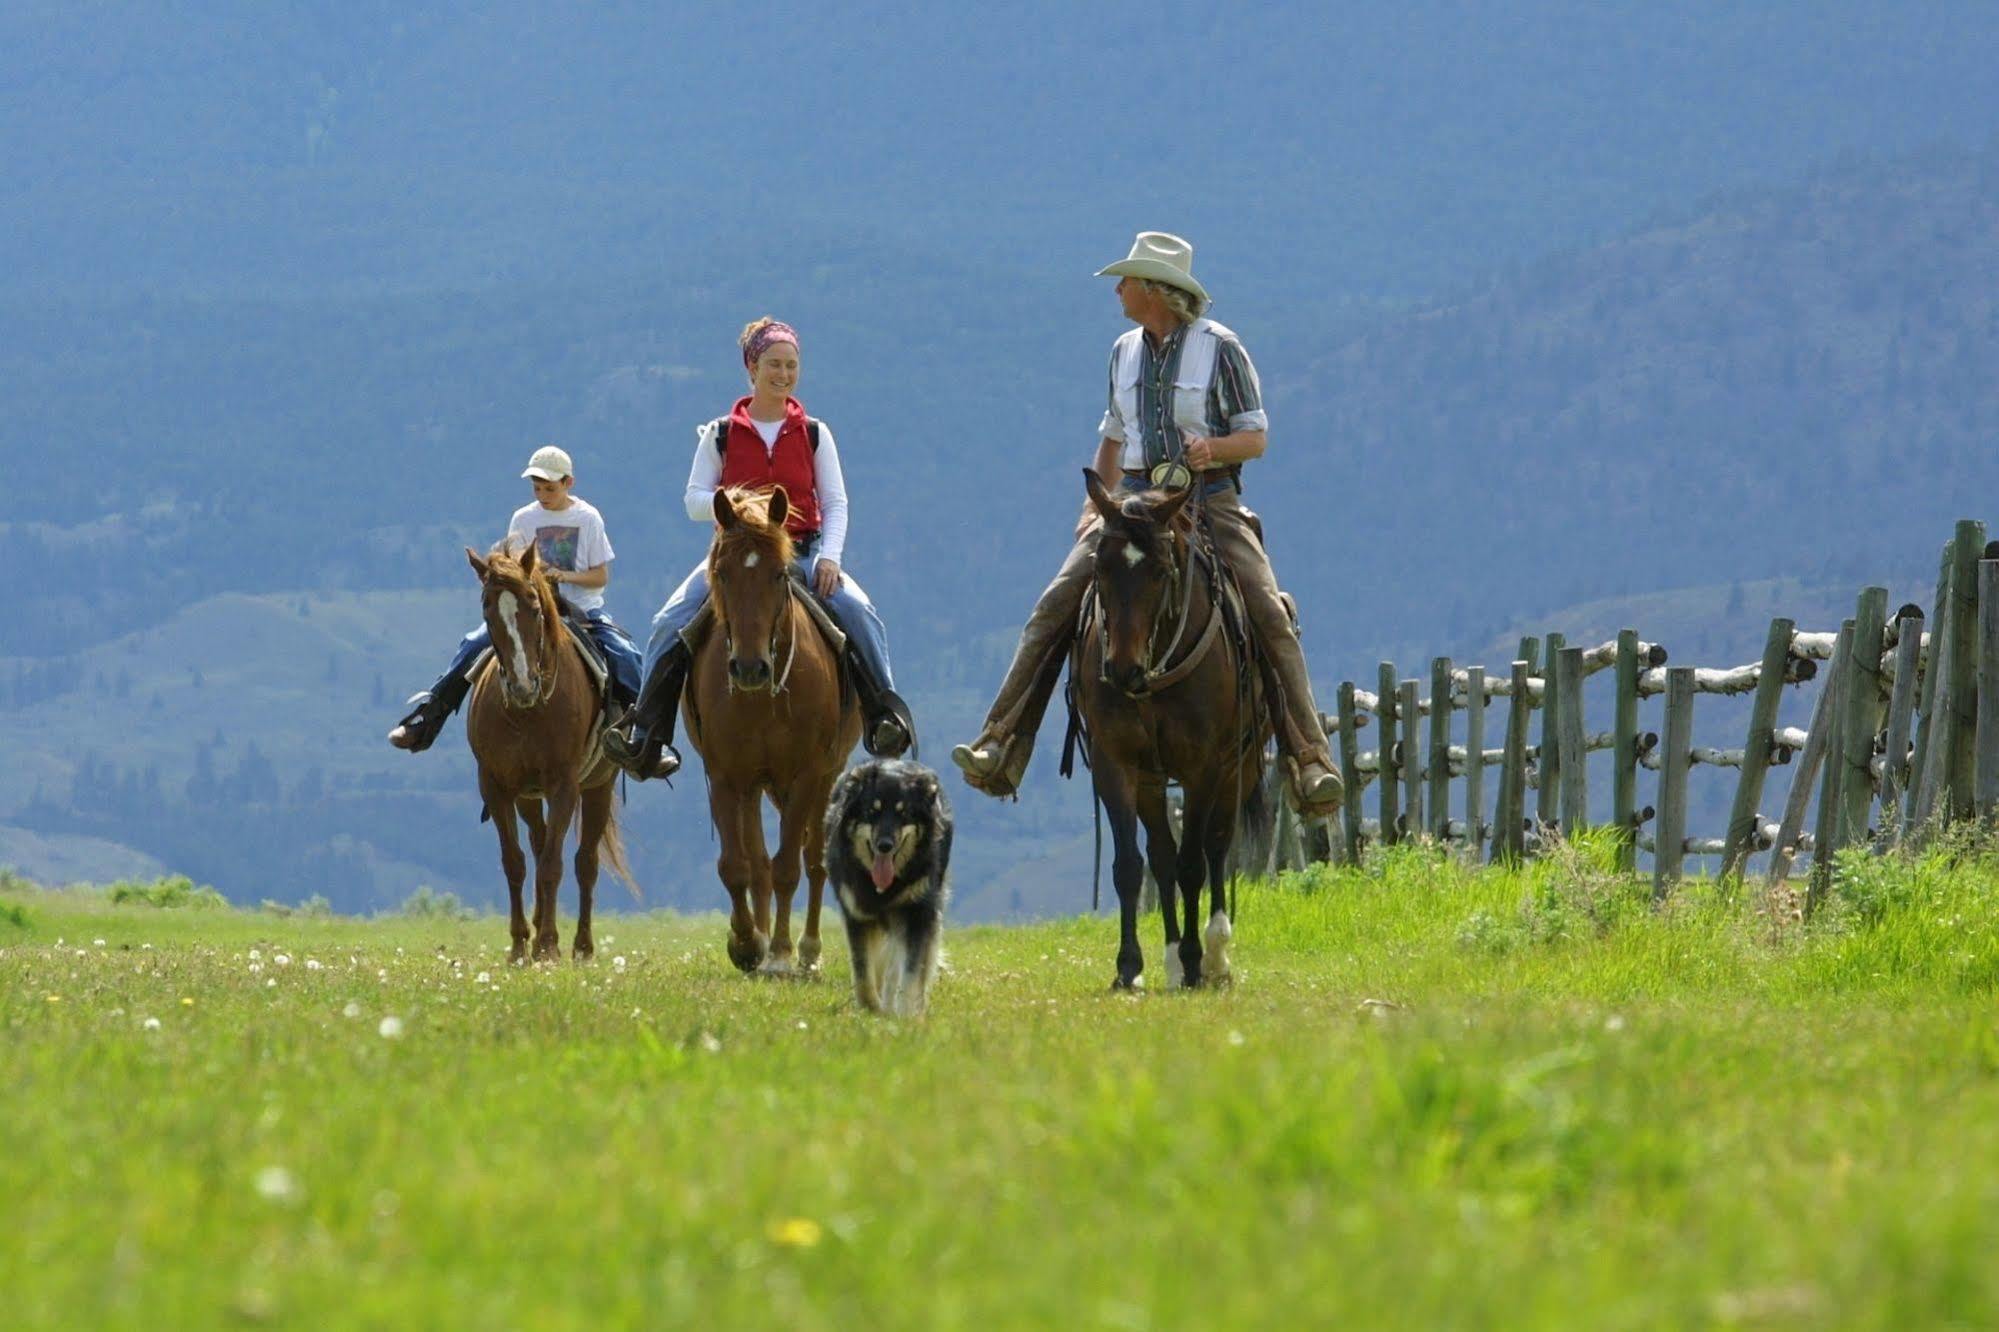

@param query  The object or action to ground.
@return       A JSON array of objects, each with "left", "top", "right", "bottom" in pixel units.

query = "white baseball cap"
[{"left": 521, "top": 445, "right": 573, "bottom": 481}]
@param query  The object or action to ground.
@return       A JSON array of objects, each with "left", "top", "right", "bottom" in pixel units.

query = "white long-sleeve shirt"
[{"left": 683, "top": 415, "right": 850, "bottom": 569}]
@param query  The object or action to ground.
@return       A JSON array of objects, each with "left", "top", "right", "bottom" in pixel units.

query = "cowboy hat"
[{"left": 1095, "top": 231, "right": 1209, "bottom": 304}]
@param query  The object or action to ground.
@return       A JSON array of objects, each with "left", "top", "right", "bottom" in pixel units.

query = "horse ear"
[
  {"left": 714, "top": 489, "right": 738, "bottom": 529},
  {"left": 1152, "top": 484, "right": 1192, "bottom": 528},
  {"left": 768, "top": 485, "right": 790, "bottom": 529},
  {"left": 466, "top": 547, "right": 490, "bottom": 580},
  {"left": 1084, "top": 469, "right": 1121, "bottom": 524},
  {"left": 518, "top": 541, "right": 538, "bottom": 576}
]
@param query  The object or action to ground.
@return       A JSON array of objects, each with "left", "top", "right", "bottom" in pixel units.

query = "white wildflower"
[
  {"left": 93, "top": 938, "right": 106, "bottom": 948},
  {"left": 378, "top": 1016, "right": 404, "bottom": 1039},
  {"left": 475, "top": 971, "right": 491, "bottom": 985},
  {"left": 274, "top": 954, "right": 291, "bottom": 967},
  {"left": 341, "top": 1001, "right": 362, "bottom": 1019},
  {"left": 304, "top": 958, "right": 322, "bottom": 972},
  {"left": 142, "top": 1017, "right": 161, "bottom": 1031},
  {"left": 254, "top": 1166, "right": 301, "bottom": 1204}
]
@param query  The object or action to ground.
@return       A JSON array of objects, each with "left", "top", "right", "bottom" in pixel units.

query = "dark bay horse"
[
  {"left": 1075, "top": 472, "right": 1269, "bottom": 990},
  {"left": 464, "top": 541, "right": 633, "bottom": 963},
  {"left": 685, "top": 486, "right": 860, "bottom": 974}
]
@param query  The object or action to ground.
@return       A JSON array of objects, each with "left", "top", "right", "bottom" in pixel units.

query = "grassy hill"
[{"left": 6, "top": 850, "right": 1999, "bottom": 1328}]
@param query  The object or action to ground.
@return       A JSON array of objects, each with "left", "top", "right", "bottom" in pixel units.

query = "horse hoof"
[
  {"left": 1111, "top": 974, "right": 1138, "bottom": 992},
  {"left": 572, "top": 945, "right": 595, "bottom": 963},
  {"left": 509, "top": 941, "right": 528, "bottom": 965},
  {"left": 799, "top": 937, "right": 823, "bottom": 972},
  {"left": 762, "top": 954, "right": 796, "bottom": 978},
  {"left": 726, "top": 933, "right": 766, "bottom": 974}
]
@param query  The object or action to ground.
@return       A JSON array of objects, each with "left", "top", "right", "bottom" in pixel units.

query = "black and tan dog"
[{"left": 823, "top": 759, "right": 952, "bottom": 1017}]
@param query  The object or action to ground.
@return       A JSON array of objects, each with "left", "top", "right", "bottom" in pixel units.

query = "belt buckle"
[{"left": 1148, "top": 461, "right": 1193, "bottom": 492}]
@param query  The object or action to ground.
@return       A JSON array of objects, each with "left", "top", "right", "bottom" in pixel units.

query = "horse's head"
[
  {"left": 709, "top": 486, "right": 797, "bottom": 692},
  {"left": 1085, "top": 469, "right": 1193, "bottom": 697},
  {"left": 467, "top": 541, "right": 562, "bottom": 709}
]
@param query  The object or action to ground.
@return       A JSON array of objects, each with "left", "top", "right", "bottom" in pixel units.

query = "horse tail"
[{"left": 601, "top": 789, "right": 641, "bottom": 900}]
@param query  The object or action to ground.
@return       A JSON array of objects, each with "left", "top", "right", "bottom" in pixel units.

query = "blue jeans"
[
  {"left": 643, "top": 541, "right": 896, "bottom": 691},
  {"left": 444, "top": 608, "right": 643, "bottom": 704}
]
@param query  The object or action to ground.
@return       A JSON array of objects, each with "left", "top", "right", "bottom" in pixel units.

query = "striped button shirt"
[{"left": 1097, "top": 317, "right": 1268, "bottom": 478}]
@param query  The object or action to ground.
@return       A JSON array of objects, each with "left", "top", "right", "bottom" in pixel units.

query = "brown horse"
[
  {"left": 686, "top": 486, "right": 860, "bottom": 974},
  {"left": 1076, "top": 472, "right": 1269, "bottom": 990},
  {"left": 464, "top": 541, "right": 633, "bottom": 963}
]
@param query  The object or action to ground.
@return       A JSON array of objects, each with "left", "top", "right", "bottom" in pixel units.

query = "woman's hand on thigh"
[{"left": 813, "top": 558, "right": 841, "bottom": 598}]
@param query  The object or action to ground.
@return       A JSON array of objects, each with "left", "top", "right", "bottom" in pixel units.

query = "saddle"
[{"left": 675, "top": 575, "right": 848, "bottom": 659}]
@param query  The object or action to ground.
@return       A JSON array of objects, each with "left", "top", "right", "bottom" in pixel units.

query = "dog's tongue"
[{"left": 870, "top": 853, "right": 897, "bottom": 890}]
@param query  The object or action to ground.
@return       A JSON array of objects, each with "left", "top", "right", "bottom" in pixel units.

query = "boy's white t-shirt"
[{"left": 507, "top": 498, "right": 614, "bottom": 613}]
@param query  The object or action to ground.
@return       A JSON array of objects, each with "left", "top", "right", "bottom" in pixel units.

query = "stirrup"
[
  {"left": 603, "top": 725, "right": 678, "bottom": 780},
  {"left": 865, "top": 713, "right": 912, "bottom": 759},
  {"left": 389, "top": 692, "right": 443, "bottom": 753}
]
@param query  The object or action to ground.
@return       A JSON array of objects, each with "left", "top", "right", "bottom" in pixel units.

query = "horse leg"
[
  {"left": 761, "top": 782, "right": 816, "bottom": 977},
  {"left": 709, "top": 781, "right": 767, "bottom": 972},
  {"left": 797, "top": 772, "right": 835, "bottom": 975},
  {"left": 745, "top": 795, "right": 777, "bottom": 971},
  {"left": 1135, "top": 779, "right": 1183, "bottom": 989},
  {"left": 1200, "top": 797, "right": 1237, "bottom": 987},
  {"left": 483, "top": 773, "right": 531, "bottom": 964},
  {"left": 517, "top": 798, "right": 548, "bottom": 860},
  {"left": 571, "top": 781, "right": 612, "bottom": 962},
  {"left": 1176, "top": 786, "right": 1214, "bottom": 987},
  {"left": 1097, "top": 765, "right": 1146, "bottom": 990},
  {"left": 532, "top": 783, "right": 579, "bottom": 962}
]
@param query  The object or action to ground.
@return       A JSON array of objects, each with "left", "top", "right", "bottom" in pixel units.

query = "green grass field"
[{"left": 5, "top": 842, "right": 1999, "bottom": 1330}]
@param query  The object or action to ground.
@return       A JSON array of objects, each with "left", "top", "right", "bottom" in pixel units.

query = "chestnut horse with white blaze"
[
  {"left": 1075, "top": 472, "right": 1270, "bottom": 989},
  {"left": 686, "top": 486, "right": 861, "bottom": 974},
  {"left": 464, "top": 541, "right": 633, "bottom": 963}
]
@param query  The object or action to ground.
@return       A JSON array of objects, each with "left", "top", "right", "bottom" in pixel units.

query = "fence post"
[
  {"left": 1837, "top": 588, "right": 1889, "bottom": 851},
  {"left": 1464, "top": 666, "right": 1488, "bottom": 861},
  {"left": 1652, "top": 666, "right": 1695, "bottom": 903},
  {"left": 1769, "top": 622, "right": 1849, "bottom": 889},
  {"left": 1376, "top": 663, "right": 1400, "bottom": 848},
  {"left": 1556, "top": 646, "right": 1588, "bottom": 836},
  {"left": 1878, "top": 611, "right": 1924, "bottom": 846},
  {"left": 1495, "top": 659, "right": 1532, "bottom": 864},
  {"left": 1335, "top": 682, "right": 1364, "bottom": 864},
  {"left": 1905, "top": 538, "right": 1955, "bottom": 832},
  {"left": 1537, "top": 631, "right": 1565, "bottom": 832},
  {"left": 1613, "top": 629, "right": 1641, "bottom": 872},
  {"left": 1398, "top": 679, "right": 1424, "bottom": 839},
  {"left": 1978, "top": 560, "right": 1999, "bottom": 821},
  {"left": 1719, "top": 617, "right": 1796, "bottom": 880},
  {"left": 1491, "top": 637, "right": 1539, "bottom": 859},
  {"left": 1428, "top": 657, "right": 1453, "bottom": 840},
  {"left": 1807, "top": 619, "right": 1857, "bottom": 914},
  {"left": 1946, "top": 519, "right": 1986, "bottom": 821}
]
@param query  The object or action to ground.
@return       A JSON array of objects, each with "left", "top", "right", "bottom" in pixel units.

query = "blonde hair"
[{"left": 1140, "top": 279, "right": 1207, "bottom": 322}]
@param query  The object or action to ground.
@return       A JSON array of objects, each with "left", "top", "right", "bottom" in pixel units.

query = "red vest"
[{"left": 717, "top": 397, "right": 820, "bottom": 537}]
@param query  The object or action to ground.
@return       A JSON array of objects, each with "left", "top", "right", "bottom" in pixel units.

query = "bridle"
[
  {"left": 1097, "top": 512, "right": 1222, "bottom": 697},
  {"left": 487, "top": 575, "right": 561, "bottom": 709},
  {"left": 715, "top": 546, "right": 800, "bottom": 697}
]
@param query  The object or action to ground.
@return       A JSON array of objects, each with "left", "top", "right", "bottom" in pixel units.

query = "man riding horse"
[{"left": 951, "top": 231, "right": 1343, "bottom": 816}]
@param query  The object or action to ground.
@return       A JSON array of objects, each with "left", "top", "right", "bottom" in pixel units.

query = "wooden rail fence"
[{"left": 1244, "top": 519, "right": 1999, "bottom": 909}]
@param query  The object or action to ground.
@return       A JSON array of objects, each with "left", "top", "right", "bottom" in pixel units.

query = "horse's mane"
[
  {"left": 708, "top": 487, "right": 796, "bottom": 611},
  {"left": 1110, "top": 489, "right": 1195, "bottom": 539},
  {"left": 485, "top": 541, "right": 564, "bottom": 653}
]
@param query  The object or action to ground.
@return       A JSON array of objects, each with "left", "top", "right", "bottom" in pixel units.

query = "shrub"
[
  {"left": 0, "top": 899, "right": 30, "bottom": 933},
  {"left": 393, "top": 885, "right": 476, "bottom": 920},
  {"left": 261, "top": 895, "right": 334, "bottom": 918},
  {"left": 108, "top": 875, "right": 228, "bottom": 910}
]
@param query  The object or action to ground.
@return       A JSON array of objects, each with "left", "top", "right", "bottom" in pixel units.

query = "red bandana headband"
[{"left": 743, "top": 321, "right": 799, "bottom": 368}]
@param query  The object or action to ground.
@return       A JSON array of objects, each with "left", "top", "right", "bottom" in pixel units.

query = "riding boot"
[
  {"left": 846, "top": 645, "right": 917, "bottom": 759},
  {"left": 601, "top": 642, "right": 690, "bottom": 780},
  {"left": 387, "top": 668, "right": 475, "bottom": 753}
]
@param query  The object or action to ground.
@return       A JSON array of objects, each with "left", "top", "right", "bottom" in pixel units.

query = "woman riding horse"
[
  {"left": 605, "top": 317, "right": 914, "bottom": 778},
  {"left": 952, "top": 231, "right": 1343, "bottom": 816}
]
